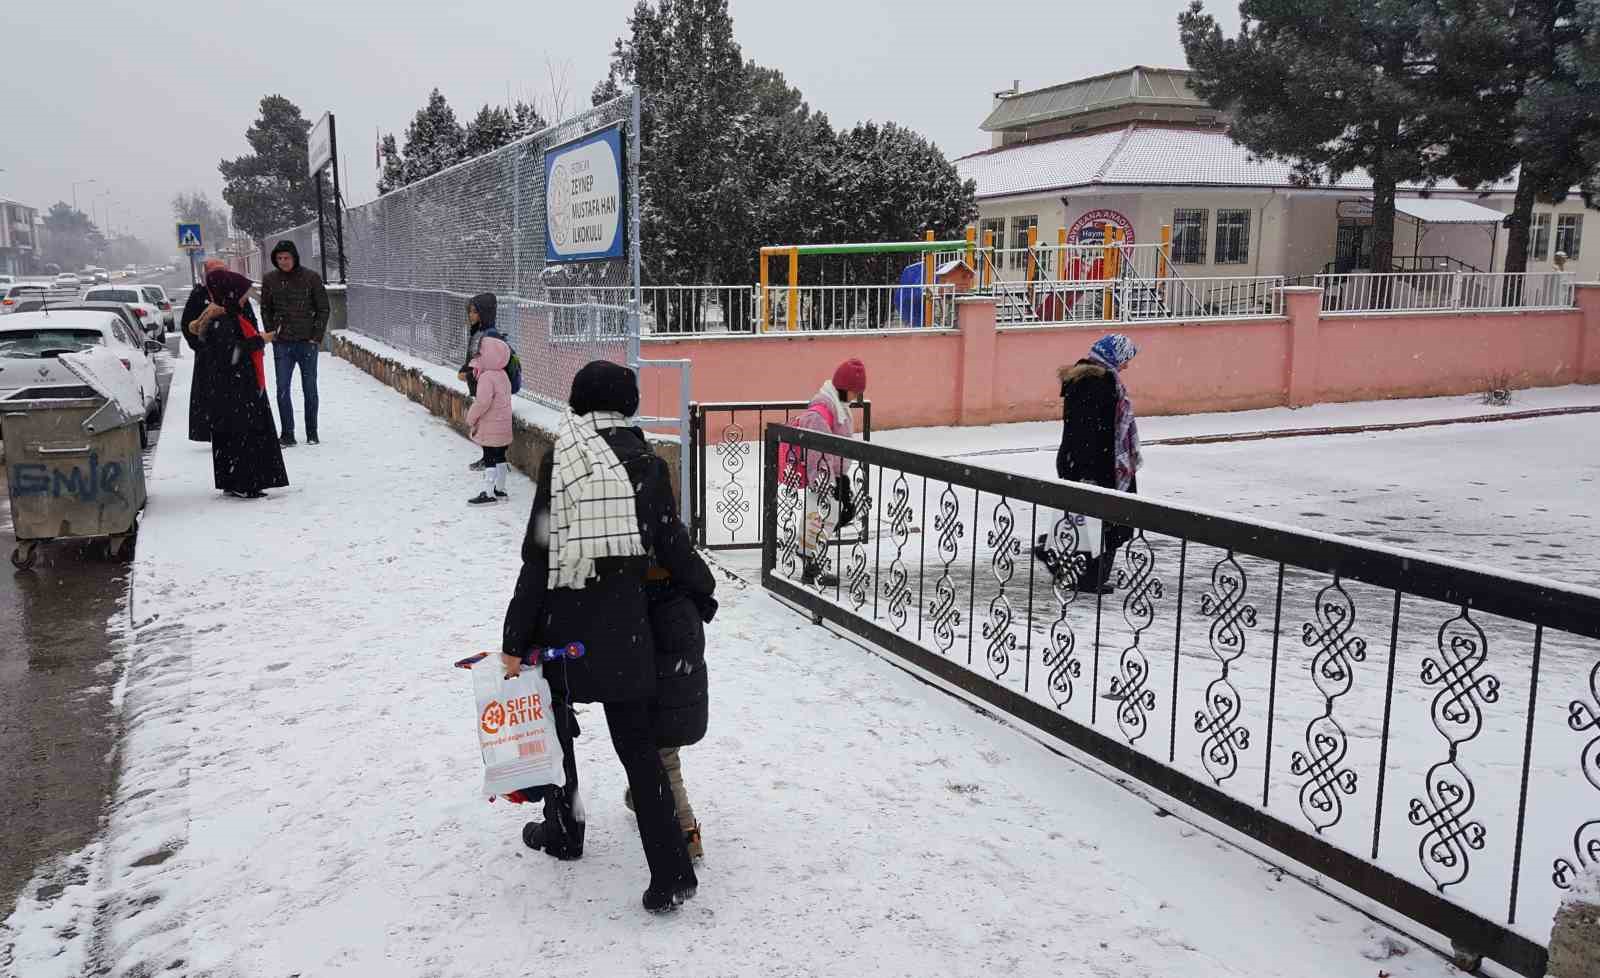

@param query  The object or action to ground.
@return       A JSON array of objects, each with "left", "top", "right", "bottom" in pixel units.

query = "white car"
[
  {"left": 0, "top": 311, "right": 162, "bottom": 427},
  {"left": 126, "top": 283, "right": 175, "bottom": 331},
  {"left": 2, "top": 281, "right": 52, "bottom": 314},
  {"left": 81, "top": 286, "right": 167, "bottom": 339}
]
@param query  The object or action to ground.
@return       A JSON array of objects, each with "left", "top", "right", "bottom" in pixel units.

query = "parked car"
[
  {"left": 0, "top": 310, "right": 163, "bottom": 439},
  {"left": 128, "top": 284, "right": 175, "bottom": 330},
  {"left": 7, "top": 300, "right": 153, "bottom": 346},
  {"left": 2, "top": 282, "right": 52, "bottom": 314},
  {"left": 81, "top": 286, "right": 167, "bottom": 338}
]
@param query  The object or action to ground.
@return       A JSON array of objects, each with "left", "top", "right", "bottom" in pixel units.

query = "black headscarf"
[{"left": 205, "top": 269, "right": 254, "bottom": 310}]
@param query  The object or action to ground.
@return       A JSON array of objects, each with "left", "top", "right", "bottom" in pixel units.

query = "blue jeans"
[{"left": 273, "top": 340, "right": 320, "bottom": 438}]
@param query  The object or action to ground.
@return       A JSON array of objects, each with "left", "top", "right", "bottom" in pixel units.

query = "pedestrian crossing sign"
[{"left": 176, "top": 223, "right": 203, "bottom": 251}]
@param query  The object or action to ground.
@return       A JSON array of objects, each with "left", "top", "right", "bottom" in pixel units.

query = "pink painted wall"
[
  {"left": 992, "top": 318, "right": 1291, "bottom": 422},
  {"left": 639, "top": 330, "right": 963, "bottom": 429},
  {"left": 1314, "top": 310, "right": 1584, "bottom": 403},
  {"left": 639, "top": 286, "right": 1600, "bottom": 430}
]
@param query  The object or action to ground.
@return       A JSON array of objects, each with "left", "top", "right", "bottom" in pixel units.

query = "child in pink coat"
[{"left": 466, "top": 335, "right": 514, "bottom": 505}]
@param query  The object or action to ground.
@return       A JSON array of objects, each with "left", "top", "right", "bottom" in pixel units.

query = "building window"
[
  {"left": 1172, "top": 209, "right": 1208, "bottom": 264},
  {"left": 1009, "top": 215, "right": 1038, "bottom": 269},
  {"left": 1214, "top": 209, "right": 1251, "bottom": 265},
  {"left": 1529, "top": 213, "right": 1551, "bottom": 261},
  {"left": 1556, "top": 214, "right": 1582, "bottom": 259}
]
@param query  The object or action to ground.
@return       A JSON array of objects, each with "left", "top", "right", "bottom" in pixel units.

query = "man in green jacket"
[{"left": 262, "top": 240, "right": 331, "bottom": 446}]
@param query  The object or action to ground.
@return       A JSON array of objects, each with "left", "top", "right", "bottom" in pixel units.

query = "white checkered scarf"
[{"left": 547, "top": 409, "right": 647, "bottom": 590}]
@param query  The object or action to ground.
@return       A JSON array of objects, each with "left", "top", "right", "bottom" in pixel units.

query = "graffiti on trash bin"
[{"left": 10, "top": 453, "right": 128, "bottom": 504}]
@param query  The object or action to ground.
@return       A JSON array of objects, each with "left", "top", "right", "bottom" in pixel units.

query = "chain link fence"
[
  {"left": 259, "top": 219, "right": 344, "bottom": 284},
  {"left": 264, "top": 92, "right": 640, "bottom": 410}
]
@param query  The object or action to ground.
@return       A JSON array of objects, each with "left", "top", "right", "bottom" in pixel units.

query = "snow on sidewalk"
[
  {"left": 877, "top": 382, "right": 1600, "bottom": 458},
  {"left": 3, "top": 355, "right": 1461, "bottom": 978}
]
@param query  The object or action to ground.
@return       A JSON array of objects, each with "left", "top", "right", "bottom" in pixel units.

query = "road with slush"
[{"left": 0, "top": 268, "right": 189, "bottom": 919}]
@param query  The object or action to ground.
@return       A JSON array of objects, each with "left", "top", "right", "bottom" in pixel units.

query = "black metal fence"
[
  {"left": 689, "top": 400, "right": 871, "bottom": 550},
  {"left": 760, "top": 424, "right": 1600, "bottom": 978}
]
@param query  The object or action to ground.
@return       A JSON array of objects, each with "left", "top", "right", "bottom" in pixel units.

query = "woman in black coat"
[
  {"left": 501, "top": 360, "right": 710, "bottom": 913},
  {"left": 194, "top": 269, "right": 289, "bottom": 499},
  {"left": 1036, "top": 333, "right": 1141, "bottom": 593},
  {"left": 181, "top": 259, "right": 228, "bottom": 442}
]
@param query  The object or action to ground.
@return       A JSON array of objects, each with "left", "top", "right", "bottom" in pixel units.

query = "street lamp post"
[{"left": 71, "top": 178, "right": 97, "bottom": 211}]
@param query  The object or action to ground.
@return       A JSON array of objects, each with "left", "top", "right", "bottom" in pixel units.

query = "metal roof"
[
  {"left": 981, "top": 67, "right": 1204, "bottom": 133},
  {"left": 1390, "top": 197, "right": 1506, "bottom": 224},
  {"left": 956, "top": 125, "right": 1518, "bottom": 199}
]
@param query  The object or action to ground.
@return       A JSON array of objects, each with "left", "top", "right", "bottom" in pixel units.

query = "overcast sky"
[{"left": 0, "top": 0, "right": 1237, "bottom": 253}]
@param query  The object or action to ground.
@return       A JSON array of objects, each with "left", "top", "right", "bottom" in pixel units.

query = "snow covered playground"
[{"left": 3, "top": 345, "right": 1599, "bottom": 978}]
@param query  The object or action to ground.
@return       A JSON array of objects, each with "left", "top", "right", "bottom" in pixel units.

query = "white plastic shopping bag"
[
  {"left": 471, "top": 656, "right": 566, "bottom": 798},
  {"left": 1066, "top": 512, "right": 1103, "bottom": 555}
]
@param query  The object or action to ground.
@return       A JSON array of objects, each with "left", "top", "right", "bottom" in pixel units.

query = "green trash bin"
[{"left": 3, "top": 382, "right": 147, "bottom": 569}]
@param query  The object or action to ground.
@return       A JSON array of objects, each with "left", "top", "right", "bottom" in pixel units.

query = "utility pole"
[{"left": 71, "top": 178, "right": 96, "bottom": 211}]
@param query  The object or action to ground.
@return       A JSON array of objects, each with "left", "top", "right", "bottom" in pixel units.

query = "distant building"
[
  {"left": 956, "top": 66, "right": 1592, "bottom": 280},
  {"left": 0, "top": 199, "right": 41, "bottom": 275}
]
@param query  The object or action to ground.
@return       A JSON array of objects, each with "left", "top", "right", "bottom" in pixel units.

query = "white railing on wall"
[
  {"left": 994, "top": 275, "right": 1285, "bottom": 326},
  {"left": 1316, "top": 271, "right": 1576, "bottom": 313},
  {"left": 635, "top": 283, "right": 958, "bottom": 334},
  {"left": 629, "top": 272, "right": 1575, "bottom": 335}
]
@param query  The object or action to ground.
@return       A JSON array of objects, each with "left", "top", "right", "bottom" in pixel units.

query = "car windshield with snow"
[{"left": 0, "top": 327, "right": 106, "bottom": 358}]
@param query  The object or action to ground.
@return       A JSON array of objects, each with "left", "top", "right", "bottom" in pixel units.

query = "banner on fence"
[{"left": 545, "top": 123, "right": 625, "bottom": 263}]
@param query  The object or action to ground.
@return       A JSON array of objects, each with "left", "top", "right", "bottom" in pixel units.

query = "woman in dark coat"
[
  {"left": 194, "top": 269, "right": 289, "bottom": 499},
  {"left": 501, "top": 360, "right": 708, "bottom": 914},
  {"left": 181, "top": 259, "right": 228, "bottom": 442},
  {"left": 1034, "top": 333, "right": 1141, "bottom": 593}
]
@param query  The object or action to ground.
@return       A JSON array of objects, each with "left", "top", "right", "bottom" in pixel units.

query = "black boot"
[
  {"left": 1073, "top": 554, "right": 1114, "bottom": 595},
  {"left": 642, "top": 868, "right": 698, "bottom": 913},
  {"left": 521, "top": 789, "right": 585, "bottom": 860},
  {"left": 801, "top": 556, "right": 838, "bottom": 588},
  {"left": 1032, "top": 535, "right": 1067, "bottom": 581}
]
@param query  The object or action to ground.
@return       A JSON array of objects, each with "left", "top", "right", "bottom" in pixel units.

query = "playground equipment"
[{"left": 758, "top": 232, "right": 976, "bottom": 332}]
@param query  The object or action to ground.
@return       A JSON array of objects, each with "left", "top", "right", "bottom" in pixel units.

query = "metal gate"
[
  {"left": 760, "top": 423, "right": 1600, "bottom": 978},
  {"left": 689, "top": 399, "right": 871, "bottom": 550}
]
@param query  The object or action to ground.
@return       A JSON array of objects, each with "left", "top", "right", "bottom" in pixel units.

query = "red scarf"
[{"left": 236, "top": 313, "right": 266, "bottom": 392}]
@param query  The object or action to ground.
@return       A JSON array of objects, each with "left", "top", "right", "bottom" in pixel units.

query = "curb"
[{"left": 946, "top": 404, "right": 1600, "bottom": 458}]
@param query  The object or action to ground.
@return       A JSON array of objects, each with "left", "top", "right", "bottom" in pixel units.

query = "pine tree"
[
  {"left": 219, "top": 95, "right": 321, "bottom": 239},
  {"left": 463, "top": 101, "right": 548, "bottom": 158},
  {"left": 1428, "top": 0, "right": 1600, "bottom": 274},
  {"left": 399, "top": 89, "right": 466, "bottom": 186},
  {"left": 464, "top": 105, "right": 518, "bottom": 158},
  {"left": 41, "top": 202, "right": 103, "bottom": 272},
  {"left": 1179, "top": 1, "right": 1463, "bottom": 277},
  {"left": 377, "top": 134, "right": 404, "bottom": 196},
  {"left": 598, "top": 0, "right": 977, "bottom": 299}
]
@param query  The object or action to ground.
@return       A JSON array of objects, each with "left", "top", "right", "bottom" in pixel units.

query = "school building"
[{"left": 954, "top": 66, "right": 1592, "bottom": 281}]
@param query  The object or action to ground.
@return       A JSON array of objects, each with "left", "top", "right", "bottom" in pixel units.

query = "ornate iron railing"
[
  {"left": 688, "top": 400, "right": 871, "bottom": 550},
  {"left": 760, "top": 424, "right": 1600, "bottom": 978}
]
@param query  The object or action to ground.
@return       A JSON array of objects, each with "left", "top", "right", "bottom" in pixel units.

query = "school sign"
[{"left": 544, "top": 123, "right": 625, "bottom": 263}]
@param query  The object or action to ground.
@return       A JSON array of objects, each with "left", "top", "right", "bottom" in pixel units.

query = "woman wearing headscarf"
[
  {"left": 1034, "top": 333, "right": 1141, "bottom": 593},
  {"left": 192, "top": 268, "right": 289, "bottom": 499},
  {"left": 501, "top": 360, "right": 708, "bottom": 914},
  {"left": 180, "top": 258, "right": 228, "bottom": 442}
]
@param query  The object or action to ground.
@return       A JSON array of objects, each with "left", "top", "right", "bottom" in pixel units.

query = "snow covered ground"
[{"left": 0, "top": 355, "right": 1488, "bottom": 978}]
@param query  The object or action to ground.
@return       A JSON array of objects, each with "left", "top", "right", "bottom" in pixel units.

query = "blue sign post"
[
  {"left": 176, "top": 223, "right": 203, "bottom": 251},
  {"left": 544, "top": 124, "right": 625, "bottom": 263}
]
